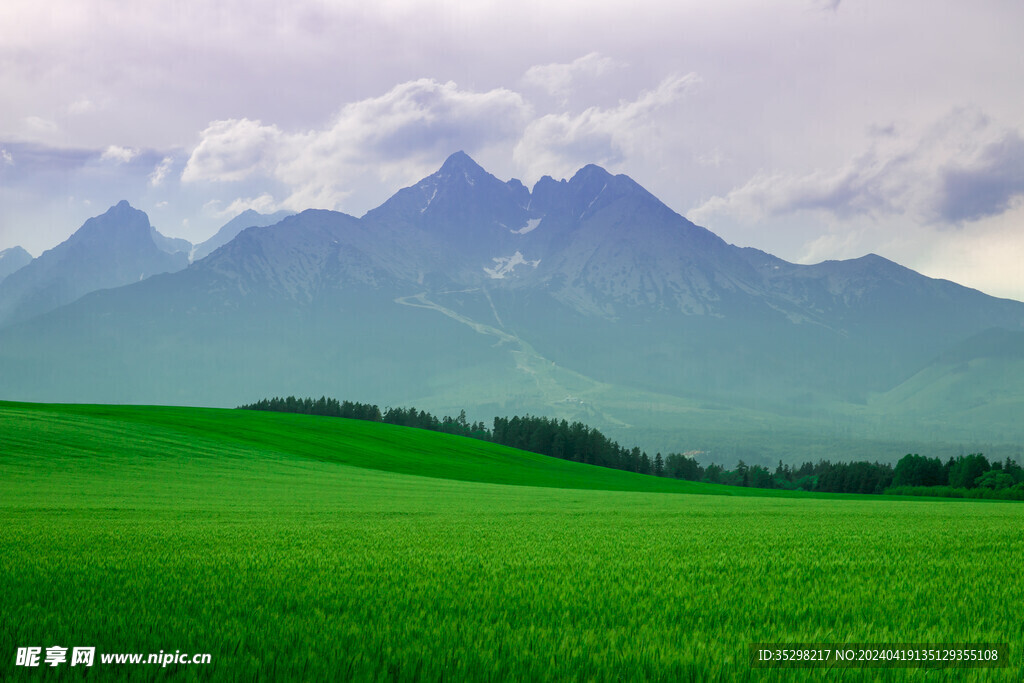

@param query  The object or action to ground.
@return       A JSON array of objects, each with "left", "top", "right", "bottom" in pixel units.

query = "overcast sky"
[{"left": 2, "top": 0, "right": 1023, "bottom": 300}]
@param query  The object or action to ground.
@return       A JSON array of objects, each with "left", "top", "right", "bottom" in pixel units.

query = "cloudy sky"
[{"left": 2, "top": 0, "right": 1023, "bottom": 299}]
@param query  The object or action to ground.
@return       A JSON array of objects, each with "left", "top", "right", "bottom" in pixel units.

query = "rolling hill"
[
  {"left": 0, "top": 401, "right": 776, "bottom": 496},
  {"left": 2, "top": 401, "right": 1020, "bottom": 680}
]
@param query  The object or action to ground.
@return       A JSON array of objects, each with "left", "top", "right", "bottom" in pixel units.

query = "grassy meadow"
[{"left": 1, "top": 401, "right": 1022, "bottom": 681}]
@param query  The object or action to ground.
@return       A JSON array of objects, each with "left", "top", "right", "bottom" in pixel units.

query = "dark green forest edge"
[{"left": 240, "top": 396, "right": 1024, "bottom": 500}]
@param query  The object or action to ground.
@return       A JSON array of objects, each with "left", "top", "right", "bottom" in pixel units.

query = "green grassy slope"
[
  {"left": 2, "top": 402, "right": 1022, "bottom": 681},
  {"left": 0, "top": 400, "right": 826, "bottom": 498}
]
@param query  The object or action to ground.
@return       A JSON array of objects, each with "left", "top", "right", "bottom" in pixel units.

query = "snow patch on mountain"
[
  {"left": 420, "top": 185, "right": 438, "bottom": 213},
  {"left": 484, "top": 251, "right": 540, "bottom": 279},
  {"left": 512, "top": 218, "right": 542, "bottom": 235},
  {"left": 581, "top": 183, "right": 607, "bottom": 218}
]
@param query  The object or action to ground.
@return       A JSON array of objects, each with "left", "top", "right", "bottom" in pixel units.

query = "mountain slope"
[
  {"left": 149, "top": 228, "right": 192, "bottom": 257},
  {"left": 869, "top": 328, "right": 1024, "bottom": 440}
]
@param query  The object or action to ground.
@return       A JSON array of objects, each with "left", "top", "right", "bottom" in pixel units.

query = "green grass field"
[{"left": 1, "top": 402, "right": 1022, "bottom": 681}]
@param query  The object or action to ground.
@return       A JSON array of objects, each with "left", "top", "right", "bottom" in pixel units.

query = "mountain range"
[
  {"left": 0, "top": 205, "right": 294, "bottom": 327},
  {"left": 1, "top": 151, "right": 1022, "bottom": 463}
]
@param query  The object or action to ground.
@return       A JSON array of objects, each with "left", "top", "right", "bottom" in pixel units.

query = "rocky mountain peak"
[
  {"left": 437, "top": 150, "right": 487, "bottom": 179},
  {"left": 0, "top": 246, "right": 33, "bottom": 283},
  {"left": 68, "top": 200, "right": 151, "bottom": 246}
]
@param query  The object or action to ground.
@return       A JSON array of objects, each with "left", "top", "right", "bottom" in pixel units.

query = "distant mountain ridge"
[
  {"left": 192, "top": 209, "right": 295, "bottom": 261},
  {"left": 1, "top": 152, "right": 1023, "bottom": 461},
  {"left": 0, "top": 204, "right": 295, "bottom": 327},
  {"left": 0, "top": 201, "right": 189, "bottom": 326}
]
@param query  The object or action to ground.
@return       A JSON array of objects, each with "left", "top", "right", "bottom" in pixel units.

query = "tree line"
[
  {"left": 240, "top": 396, "right": 490, "bottom": 437},
  {"left": 238, "top": 396, "right": 1024, "bottom": 499},
  {"left": 884, "top": 453, "right": 1024, "bottom": 499}
]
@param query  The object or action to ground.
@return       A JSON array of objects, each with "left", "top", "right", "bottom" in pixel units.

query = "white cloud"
[
  {"left": 180, "top": 73, "right": 704, "bottom": 213},
  {"left": 24, "top": 116, "right": 58, "bottom": 135},
  {"left": 689, "top": 109, "right": 1024, "bottom": 229},
  {"left": 1, "top": 148, "right": 12, "bottom": 165},
  {"left": 182, "top": 119, "right": 282, "bottom": 182},
  {"left": 522, "top": 52, "right": 622, "bottom": 97},
  {"left": 68, "top": 98, "right": 97, "bottom": 115},
  {"left": 513, "top": 73, "right": 702, "bottom": 182},
  {"left": 100, "top": 145, "right": 139, "bottom": 164},
  {"left": 149, "top": 156, "right": 174, "bottom": 187},
  {"left": 182, "top": 79, "right": 530, "bottom": 211}
]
